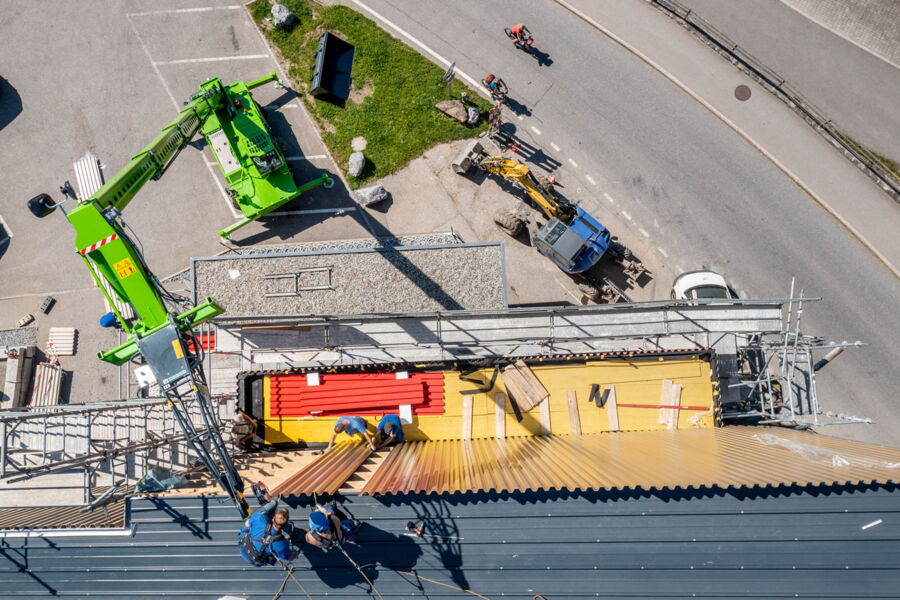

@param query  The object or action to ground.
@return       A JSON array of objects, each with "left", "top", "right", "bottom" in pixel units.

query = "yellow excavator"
[{"left": 453, "top": 141, "right": 645, "bottom": 302}]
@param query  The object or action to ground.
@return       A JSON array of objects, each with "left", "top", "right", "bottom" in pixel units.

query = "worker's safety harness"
[{"left": 239, "top": 520, "right": 286, "bottom": 566}]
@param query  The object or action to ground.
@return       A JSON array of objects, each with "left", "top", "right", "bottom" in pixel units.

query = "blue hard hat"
[{"left": 309, "top": 511, "right": 330, "bottom": 532}]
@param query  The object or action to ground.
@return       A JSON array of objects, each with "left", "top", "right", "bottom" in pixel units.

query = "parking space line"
[
  {"left": 603, "top": 192, "right": 615, "bottom": 204},
  {"left": 286, "top": 155, "right": 328, "bottom": 161},
  {"left": 567, "top": 158, "right": 578, "bottom": 168},
  {"left": 550, "top": 142, "right": 560, "bottom": 152},
  {"left": 269, "top": 207, "right": 357, "bottom": 216},
  {"left": 126, "top": 15, "right": 178, "bottom": 106},
  {"left": 530, "top": 126, "right": 542, "bottom": 135},
  {"left": 639, "top": 227, "right": 649, "bottom": 238},
  {"left": 204, "top": 162, "right": 242, "bottom": 218},
  {"left": 153, "top": 55, "right": 269, "bottom": 66},
  {"left": 517, "top": 114, "right": 524, "bottom": 120},
  {"left": 621, "top": 210, "right": 632, "bottom": 221},
  {"left": 657, "top": 246, "right": 669, "bottom": 258},
  {"left": 0, "top": 214, "right": 13, "bottom": 239},
  {"left": 585, "top": 175, "right": 596, "bottom": 185},
  {"left": 127, "top": 6, "right": 242, "bottom": 18}
]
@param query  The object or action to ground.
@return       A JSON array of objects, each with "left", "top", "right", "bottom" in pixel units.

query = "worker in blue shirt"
[
  {"left": 325, "top": 416, "right": 375, "bottom": 451},
  {"left": 237, "top": 500, "right": 299, "bottom": 567},
  {"left": 376, "top": 413, "right": 404, "bottom": 448}
]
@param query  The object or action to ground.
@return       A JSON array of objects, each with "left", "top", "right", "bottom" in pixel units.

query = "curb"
[{"left": 554, "top": 0, "right": 899, "bottom": 280}]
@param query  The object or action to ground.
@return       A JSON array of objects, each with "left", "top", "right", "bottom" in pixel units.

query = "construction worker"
[
  {"left": 231, "top": 410, "right": 259, "bottom": 451},
  {"left": 305, "top": 504, "right": 358, "bottom": 551},
  {"left": 325, "top": 416, "right": 376, "bottom": 451},
  {"left": 237, "top": 500, "right": 300, "bottom": 567},
  {"left": 376, "top": 413, "right": 405, "bottom": 448}
]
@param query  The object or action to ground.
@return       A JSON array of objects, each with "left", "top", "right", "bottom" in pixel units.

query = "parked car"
[{"left": 671, "top": 271, "right": 736, "bottom": 300}]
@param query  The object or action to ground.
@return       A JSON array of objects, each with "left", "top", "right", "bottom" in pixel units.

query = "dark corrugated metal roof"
[{"left": 0, "top": 485, "right": 897, "bottom": 598}]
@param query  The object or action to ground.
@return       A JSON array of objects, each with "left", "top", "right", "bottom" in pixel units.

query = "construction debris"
[{"left": 501, "top": 359, "right": 549, "bottom": 412}]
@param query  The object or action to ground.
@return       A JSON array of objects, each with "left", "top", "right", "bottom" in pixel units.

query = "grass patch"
[
  {"left": 249, "top": 0, "right": 491, "bottom": 188},
  {"left": 835, "top": 132, "right": 900, "bottom": 182}
]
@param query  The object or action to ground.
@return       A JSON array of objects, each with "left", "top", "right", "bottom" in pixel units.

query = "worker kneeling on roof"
[
  {"left": 326, "top": 416, "right": 376, "bottom": 451},
  {"left": 237, "top": 501, "right": 301, "bottom": 567},
  {"left": 305, "top": 504, "right": 358, "bottom": 551},
  {"left": 376, "top": 413, "right": 404, "bottom": 448}
]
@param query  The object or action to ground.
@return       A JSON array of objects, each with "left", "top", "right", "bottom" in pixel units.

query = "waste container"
[{"left": 310, "top": 32, "right": 355, "bottom": 102}]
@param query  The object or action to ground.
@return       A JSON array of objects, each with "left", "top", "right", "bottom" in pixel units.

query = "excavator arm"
[{"left": 477, "top": 156, "right": 576, "bottom": 223}]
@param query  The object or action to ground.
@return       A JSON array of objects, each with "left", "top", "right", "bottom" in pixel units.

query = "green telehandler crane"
[{"left": 25, "top": 73, "right": 323, "bottom": 518}]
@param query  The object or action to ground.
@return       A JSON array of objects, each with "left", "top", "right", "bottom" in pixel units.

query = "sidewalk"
[{"left": 560, "top": 0, "right": 900, "bottom": 278}]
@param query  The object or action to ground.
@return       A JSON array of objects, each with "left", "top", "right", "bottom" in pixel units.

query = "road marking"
[
  {"left": 286, "top": 155, "right": 328, "bottom": 161},
  {"left": 0, "top": 287, "right": 97, "bottom": 302},
  {"left": 530, "top": 126, "right": 542, "bottom": 135},
  {"left": 861, "top": 519, "right": 883, "bottom": 530},
  {"left": 269, "top": 207, "right": 357, "bottom": 216},
  {"left": 0, "top": 214, "right": 13, "bottom": 240},
  {"left": 585, "top": 175, "right": 596, "bottom": 185},
  {"left": 676, "top": 264, "right": 685, "bottom": 273},
  {"left": 621, "top": 210, "right": 632, "bottom": 221},
  {"left": 127, "top": 6, "right": 241, "bottom": 17},
  {"left": 657, "top": 246, "right": 669, "bottom": 258},
  {"left": 153, "top": 54, "right": 269, "bottom": 66},
  {"left": 567, "top": 158, "right": 578, "bottom": 168},
  {"left": 126, "top": 14, "right": 178, "bottom": 107},
  {"left": 639, "top": 228, "right": 649, "bottom": 238},
  {"left": 554, "top": 278, "right": 583, "bottom": 303},
  {"left": 551, "top": 142, "right": 561, "bottom": 152},
  {"left": 603, "top": 192, "right": 615, "bottom": 204},
  {"left": 350, "top": 0, "right": 485, "bottom": 95},
  {"left": 204, "top": 162, "right": 242, "bottom": 218},
  {"left": 517, "top": 114, "right": 524, "bottom": 120}
]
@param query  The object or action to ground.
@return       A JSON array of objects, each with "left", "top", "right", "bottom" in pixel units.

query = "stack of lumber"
[{"left": 269, "top": 372, "right": 445, "bottom": 417}]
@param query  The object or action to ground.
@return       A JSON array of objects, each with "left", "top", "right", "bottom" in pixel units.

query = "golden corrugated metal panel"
[
  {"left": 272, "top": 442, "right": 371, "bottom": 496},
  {"left": 0, "top": 502, "right": 125, "bottom": 530},
  {"left": 362, "top": 427, "right": 900, "bottom": 495}
]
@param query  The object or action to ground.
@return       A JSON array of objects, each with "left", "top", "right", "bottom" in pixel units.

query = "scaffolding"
[{"left": 722, "top": 281, "right": 868, "bottom": 427}]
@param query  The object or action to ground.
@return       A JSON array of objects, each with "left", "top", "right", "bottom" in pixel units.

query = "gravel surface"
[
  {"left": 225, "top": 233, "right": 463, "bottom": 257},
  {"left": 0, "top": 328, "right": 38, "bottom": 348},
  {"left": 193, "top": 243, "right": 505, "bottom": 316}
]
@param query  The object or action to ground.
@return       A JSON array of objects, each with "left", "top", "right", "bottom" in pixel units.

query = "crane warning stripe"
[{"left": 79, "top": 233, "right": 118, "bottom": 255}]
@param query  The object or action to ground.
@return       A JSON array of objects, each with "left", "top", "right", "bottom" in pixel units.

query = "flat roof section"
[
  {"left": 192, "top": 242, "right": 507, "bottom": 316},
  {"left": 259, "top": 355, "right": 718, "bottom": 445}
]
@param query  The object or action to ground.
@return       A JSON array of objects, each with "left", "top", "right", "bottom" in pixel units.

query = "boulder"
[
  {"left": 271, "top": 4, "right": 297, "bottom": 30},
  {"left": 435, "top": 99, "right": 468, "bottom": 123},
  {"left": 466, "top": 107, "right": 481, "bottom": 125},
  {"left": 348, "top": 151, "right": 367, "bottom": 178},
  {"left": 355, "top": 185, "right": 389, "bottom": 207}
]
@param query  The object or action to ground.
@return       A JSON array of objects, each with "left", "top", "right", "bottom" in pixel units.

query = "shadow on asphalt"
[{"left": 0, "top": 76, "right": 22, "bottom": 131}]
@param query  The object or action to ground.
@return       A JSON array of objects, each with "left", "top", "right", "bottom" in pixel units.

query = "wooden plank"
[
  {"left": 500, "top": 360, "right": 549, "bottom": 412},
  {"left": 462, "top": 395, "right": 473, "bottom": 440},
  {"left": 658, "top": 381, "right": 684, "bottom": 430},
  {"left": 495, "top": 392, "right": 506, "bottom": 439},
  {"left": 606, "top": 386, "right": 619, "bottom": 431},
  {"left": 539, "top": 397, "right": 551, "bottom": 436},
  {"left": 566, "top": 390, "right": 581, "bottom": 435}
]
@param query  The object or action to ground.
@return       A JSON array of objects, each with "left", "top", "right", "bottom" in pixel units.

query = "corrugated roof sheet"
[
  {"left": 363, "top": 426, "right": 900, "bottom": 495},
  {"left": 3, "top": 489, "right": 899, "bottom": 598},
  {"left": 0, "top": 501, "right": 125, "bottom": 530},
  {"left": 271, "top": 441, "right": 371, "bottom": 496}
]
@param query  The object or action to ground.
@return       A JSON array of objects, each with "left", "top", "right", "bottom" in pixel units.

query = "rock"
[
  {"left": 355, "top": 185, "right": 389, "bottom": 207},
  {"left": 271, "top": 4, "right": 297, "bottom": 30},
  {"left": 435, "top": 100, "right": 468, "bottom": 123},
  {"left": 348, "top": 152, "right": 367, "bottom": 178},
  {"left": 466, "top": 107, "right": 481, "bottom": 125}
]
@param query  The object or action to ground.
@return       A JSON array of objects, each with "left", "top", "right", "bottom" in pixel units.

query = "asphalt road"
[
  {"left": 345, "top": 0, "right": 900, "bottom": 445},
  {"left": 679, "top": 0, "right": 900, "bottom": 164}
]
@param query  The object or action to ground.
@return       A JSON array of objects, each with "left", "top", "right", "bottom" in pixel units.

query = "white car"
[{"left": 671, "top": 271, "right": 736, "bottom": 300}]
